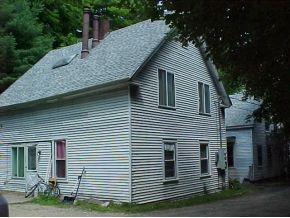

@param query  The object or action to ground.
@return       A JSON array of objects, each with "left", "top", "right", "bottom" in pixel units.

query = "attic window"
[{"left": 52, "top": 54, "right": 78, "bottom": 69}]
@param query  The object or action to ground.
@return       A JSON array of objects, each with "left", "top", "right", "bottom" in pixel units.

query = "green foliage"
[
  {"left": 229, "top": 178, "right": 243, "bottom": 190},
  {"left": 33, "top": 186, "right": 248, "bottom": 213},
  {"left": 31, "top": 194, "right": 62, "bottom": 206},
  {"left": 0, "top": 0, "right": 53, "bottom": 92},
  {"left": 145, "top": 0, "right": 290, "bottom": 136}
]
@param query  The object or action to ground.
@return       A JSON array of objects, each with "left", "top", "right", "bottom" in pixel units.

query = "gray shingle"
[
  {"left": 0, "top": 20, "right": 170, "bottom": 108},
  {"left": 226, "top": 93, "right": 261, "bottom": 128}
]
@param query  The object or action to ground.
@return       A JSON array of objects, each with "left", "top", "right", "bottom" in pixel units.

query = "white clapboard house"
[
  {"left": 226, "top": 94, "right": 286, "bottom": 183},
  {"left": 0, "top": 11, "right": 231, "bottom": 203}
]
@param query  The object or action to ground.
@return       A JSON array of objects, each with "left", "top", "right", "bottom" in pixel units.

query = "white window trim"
[
  {"left": 199, "top": 141, "right": 211, "bottom": 177},
  {"left": 53, "top": 139, "right": 68, "bottom": 180},
  {"left": 11, "top": 146, "right": 25, "bottom": 178},
  {"left": 26, "top": 145, "right": 38, "bottom": 172},
  {"left": 158, "top": 68, "right": 176, "bottom": 109},
  {"left": 198, "top": 82, "right": 211, "bottom": 115},
  {"left": 162, "top": 139, "right": 178, "bottom": 182}
]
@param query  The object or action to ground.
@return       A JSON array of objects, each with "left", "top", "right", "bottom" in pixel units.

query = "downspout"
[{"left": 128, "top": 85, "right": 132, "bottom": 203}]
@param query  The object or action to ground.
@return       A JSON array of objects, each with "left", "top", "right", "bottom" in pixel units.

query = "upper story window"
[
  {"left": 198, "top": 82, "right": 210, "bottom": 114},
  {"left": 158, "top": 69, "right": 175, "bottom": 108}
]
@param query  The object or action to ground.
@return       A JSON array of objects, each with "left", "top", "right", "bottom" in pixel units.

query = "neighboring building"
[
  {"left": 0, "top": 12, "right": 231, "bottom": 203},
  {"left": 225, "top": 94, "right": 286, "bottom": 183}
]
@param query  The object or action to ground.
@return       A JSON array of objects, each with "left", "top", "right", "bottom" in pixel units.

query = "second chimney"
[
  {"left": 81, "top": 7, "right": 90, "bottom": 59},
  {"left": 99, "top": 18, "right": 110, "bottom": 40},
  {"left": 92, "top": 14, "right": 100, "bottom": 48}
]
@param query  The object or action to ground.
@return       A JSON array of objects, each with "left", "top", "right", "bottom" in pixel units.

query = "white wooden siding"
[
  {"left": 227, "top": 128, "right": 253, "bottom": 182},
  {"left": 0, "top": 89, "right": 130, "bottom": 202},
  {"left": 130, "top": 40, "right": 227, "bottom": 203}
]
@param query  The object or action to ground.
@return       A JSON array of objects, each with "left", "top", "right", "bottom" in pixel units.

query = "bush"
[{"left": 229, "top": 178, "right": 242, "bottom": 190}]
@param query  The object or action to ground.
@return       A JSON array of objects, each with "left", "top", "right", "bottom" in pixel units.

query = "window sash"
[
  {"left": 158, "top": 69, "right": 175, "bottom": 107},
  {"left": 12, "top": 147, "right": 24, "bottom": 178},
  {"left": 198, "top": 82, "right": 210, "bottom": 114},
  {"left": 164, "top": 142, "right": 176, "bottom": 179},
  {"left": 55, "top": 140, "right": 66, "bottom": 178},
  {"left": 200, "top": 143, "right": 209, "bottom": 175}
]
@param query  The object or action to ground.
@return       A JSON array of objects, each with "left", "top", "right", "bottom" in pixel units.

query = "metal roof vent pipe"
[
  {"left": 99, "top": 17, "right": 110, "bottom": 40},
  {"left": 92, "top": 14, "right": 100, "bottom": 48},
  {"left": 81, "top": 7, "right": 90, "bottom": 59}
]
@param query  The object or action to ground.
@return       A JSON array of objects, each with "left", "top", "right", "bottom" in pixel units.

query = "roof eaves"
[
  {"left": 198, "top": 44, "right": 232, "bottom": 108},
  {"left": 0, "top": 77, "right": 130, "bottom": 113},
  {"left": 130, "top": 28, "right": 173, "bottom": 80}
]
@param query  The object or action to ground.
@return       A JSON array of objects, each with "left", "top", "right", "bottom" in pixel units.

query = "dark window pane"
[
  {"left": 167, "top": 72, "right": 175, "bottom": 107},
  {"left": 200, "top": 144, "right": 207, "bottom": 158},
  {"left": 12, "top": 148, "right": 17, "bottom": 177},
  {"left": 18, "top": 147, "right": 24, "bottom": 177},
  {"left": 28, "top": 146, "right": 37, "bottom": 171},
  {"left": 201, "top": 159, "right": 208, "bottom": 174},
  {"left": 198, "top": 82, "right": 204, "bottom": 113},
  {"left": 165, "top": 150, "right": 174, "bottom": 160},
  {"left": 227, "top": 142, "right": 234, "bottom": 167},
  {"left": 56, "top": 160, "right": 66, "bottom": 178},
  {"left": 158, "top": 69, "right": 167, "bottom": 106},
  {"left": 165, "top": 161, "right": 175, "bottom": 178},
  {"left": 204, "top": 84, "right": 210, "bottom": 113}
]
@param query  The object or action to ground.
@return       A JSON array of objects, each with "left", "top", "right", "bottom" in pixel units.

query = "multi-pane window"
[
  {"left": 200, "top": 143, "right": 209, "bottom": 175},
  {"left": 12, "top": 147, "right": 24, "bottom": 178},
  {"left": 164, "top": 142, "right": 177, "bottom": 179},
  {"left": 27, "top": 146, "right": 37, "bottom": 171},
  {"left": 55, "top": 140, "right": 66, "bottom": 178},
  {"left": 257, "top": 145, "right": 263, "bottom": 166},
  {"left": 198, "top": 82, "right": 210, "bottom": 114},
  {"left": 158, "top": 69, "right": 175, "bottom": 107}
]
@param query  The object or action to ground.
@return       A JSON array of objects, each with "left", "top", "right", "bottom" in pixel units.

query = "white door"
[{"left": 25, "top": 145, "right": 38, "bottom": 191}]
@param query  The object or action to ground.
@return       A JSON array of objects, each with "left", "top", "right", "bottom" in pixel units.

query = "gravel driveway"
[{"left": 5, "top": 178, "right": 290, "bottom": 217}]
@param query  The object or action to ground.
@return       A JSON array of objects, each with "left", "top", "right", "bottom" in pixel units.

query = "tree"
[
  {"left": 144, "top": 0, "right": 290, "bottom": 136},
  {"left": 0, "top": 0, "right": 53, "bottom": 92}
]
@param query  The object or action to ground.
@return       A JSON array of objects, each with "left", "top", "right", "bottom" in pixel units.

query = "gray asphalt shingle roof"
[
  {"left": 0, "top": 19, "right": 170, "bottom": 108},
  {"left": 226, "top": 93, "right": 261, "bottom": 128}
]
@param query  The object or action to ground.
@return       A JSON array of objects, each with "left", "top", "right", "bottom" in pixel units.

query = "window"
[
  {"left": 158, "top": 69, "right": 175, "bottom": 107},
  {"left": 55, "top": 140, "right": 66, "bottom": 178},
  {"left": 27, "top": 146, "right": 37, "bottom": 171},
  {"left": 227, "top": 137, "right": 235, "bottom": 167},
  {"left": 198, "top": 82, "right": 210, "bottom": 114},
  {"left": 164, "top": 142, "right": 177, "bottom": 179},
  {"left": 200, "top": 143, "right": 209, "bottom": 175},
  {"left": 12, "top": 147, "right": 24, "bottom": 178},
  {"left": 257, "top": 145, "right": 263, "bottom": 166}
]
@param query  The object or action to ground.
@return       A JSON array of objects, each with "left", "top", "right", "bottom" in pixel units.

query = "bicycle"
[{"left": 25, "top": 174, "right": 60, "bottom": 198}]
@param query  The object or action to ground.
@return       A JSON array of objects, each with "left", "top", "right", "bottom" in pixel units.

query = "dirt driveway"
[{"left": 5, "top": 179, "right": 290, "bottom": 217}]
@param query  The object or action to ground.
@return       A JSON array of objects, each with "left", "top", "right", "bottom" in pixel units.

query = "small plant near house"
[{"left": 229, "top": 178, "right": 243, "bottom": 190}]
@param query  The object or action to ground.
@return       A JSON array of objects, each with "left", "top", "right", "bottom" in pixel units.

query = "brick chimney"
[
  {"left": 81, "top": 7, "right": 90, "bottom": 59},
  {"left": 99, "top": 18, "right": 110, "bottom": 40},
  {"left": 92, "top": 14, "right": 100, "bottom": 48}
]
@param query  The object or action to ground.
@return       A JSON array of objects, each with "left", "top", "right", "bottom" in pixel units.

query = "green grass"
[{"left": 31, "top": 184, "right": 249, "bottom": 214}]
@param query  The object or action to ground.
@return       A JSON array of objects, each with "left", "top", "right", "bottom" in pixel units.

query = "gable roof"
[
  {"left": 0, "top": 19, "right": 231, "bottom": 110},
  {"left": 226, "top": 93, "right": 260, "bottom": 129},
  {"left": 0, "top": 20, "right": 170, "bottom": 109}
]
